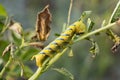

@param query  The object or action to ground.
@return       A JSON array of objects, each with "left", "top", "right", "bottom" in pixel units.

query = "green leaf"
[
  {"left": 62, "top": 23, "right": 67, "bottom": 32},
  {"left": 80, "top": 11, "right": 92, "bottom": 21},
  {"left": 11, "top": 31, "right": 22, "bottom": 46},
  {"left": 53, "top": 68, "right": 74, "bottom": 80},
  {"left": 68, "top": 48, "right": 74, "bottom": 57},
  {"left": 20, "top": 47, "right": 39, "bottom": 60},
  {"left": 90, "top": 41, "right": 99, "bottom": 58},
  {"left": 23, "top": 66, "right": 33, "bottom": 77},
  {"left": 0, "top": 21, "right": 4, "bottom": 32},
  {"left": 101, "top": 20, "right": 106, "bottom": 27},
  {"left": 0, "top": 4, "right": 7, "bottom": 17},
  {"left": 106, "top": 0, "right": 120, "bottom": 52},
  {"left": 0, "top": 4, "right": 7, "bottom": 33},
  {"left": 54, "top": 33, "right": 60, "bottom": 37},
  {"left": 109, "top": 0, "right": 120, "bottom": 23},
  {"left": 87, "top": 38, "right": 99, "bottom": 58},
  {"left": 87, "top": 18, "right": 94, "bottom": 32}
]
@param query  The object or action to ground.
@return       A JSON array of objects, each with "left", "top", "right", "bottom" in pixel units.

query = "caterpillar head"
[
  {"left": 75, "top": 21, "right": 86, "bottom": 34},
  {"left": 31, "top": 54, "right": 46, "bottom": 67}
]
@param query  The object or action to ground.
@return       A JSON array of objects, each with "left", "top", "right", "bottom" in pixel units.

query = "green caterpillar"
[{"left": 32, "top": 20, "right": 86, "bottom": 67}]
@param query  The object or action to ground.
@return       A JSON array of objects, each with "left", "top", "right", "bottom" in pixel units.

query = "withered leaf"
[
  {"left": 116, "top": 18, "right": 120, "bottom": 26},
  {"left": 8, "top": 19, "right": 23, "bottom": 35},
  {"left": 2, "top": 43, "right": 13, "bottom": 56},
  {"left": 106, "top": 25, "right": 120, "bottom": 53},
  {"left": 28, "top": 42, "right": 44, "bottom": 49},
  {"left": 112, "top": 43, "right": 120, "bottom": 53},
  {"left": 34, "top": 5, "right": 52, "bottom": 41},
  {"left": 111, "top": 34, "right": 120, "bottom": 53}
]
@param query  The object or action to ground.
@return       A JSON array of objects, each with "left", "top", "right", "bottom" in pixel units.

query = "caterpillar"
[{"left": 32, "top": 20, "right": 86, "bottom": 67}]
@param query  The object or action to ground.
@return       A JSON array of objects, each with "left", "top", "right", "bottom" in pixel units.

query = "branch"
[
  {"left": 74, "top": 22, "right": 116, "bottom": 43},
  {"left": 28, "top": 48, "right": 68, "bottom": 80},
  {"left": 29, "top": 22, "right": 117, "bottom": 80},
  {"left": 0, "top": 57, "right": 12, "bottom": 78},
  {"left": 67, "top": 0, "right": 73, "bottom": 27}
]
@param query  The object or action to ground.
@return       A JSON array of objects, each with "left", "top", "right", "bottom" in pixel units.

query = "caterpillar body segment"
[{"left": 33, "top": 20, "right": 86, "bottom": 67}]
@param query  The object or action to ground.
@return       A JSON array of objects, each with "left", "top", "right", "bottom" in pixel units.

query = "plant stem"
[
  {"left": 108, "top": 0, "right": 120, "bottom": 23},
  {"left": 28, "top": 48, "right": 68, "bottom": 80},
  {"left": 0, "top": 36, "right": 25, "bottom": 78},
  {"left": 44, "top": 48, "right": 68, "bottom": 71},
  {"left": 0, "top": 57, "right": 12, "bottom": 78},
  {"left": 29, "top": 22, "right": 116, "bottom": 80},
  {"left": 0, "top": 17, "right": 9, "bottom": 36},
  {"left": 67, "top": 0, "right": 73, "bottom": 27},
  {"left": 74, "top": 22, "right": 116, "bottom": 43},
  {"left": 28, "top": 67, "right": 42, "bottom": 80}
]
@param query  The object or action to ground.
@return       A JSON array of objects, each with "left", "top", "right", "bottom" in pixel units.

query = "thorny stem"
[{"left": 29, "top": 22, "right": 117, "bottom": 80}]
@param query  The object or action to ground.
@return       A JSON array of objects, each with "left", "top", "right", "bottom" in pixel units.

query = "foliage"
[{"left": 0, "top": 0, "right": 120, "bottom": 80}]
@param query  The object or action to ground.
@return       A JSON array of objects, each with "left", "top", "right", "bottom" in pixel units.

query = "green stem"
[
  {"left": 74, "top": 22, "right": 116, "bottom": 43},
  {"left": 28, "top": 48, "right": 68, "bottom": 80},
  {"left": 108, "top": 0, "right": 120, "bottom": 23},
  {"left": 0, "top": 36, "right": 25, "bottom": 78},
  {"left": 67, "top": 0, "right": 73, "bottom": 27},
  {"left": 28, "top": 67, "right": 42, "bottom": 80},
  {"left": 29, "top": 22, "right": 116, "bottom": 80},
  {"left": 44, "top": 48, "right": 68, "bottom": 71},
  {"left": 0, "top": 57, "right": 12, "bottom": 78},
  {"left": 0, "top": 17, "right": 9, "bottom": 36}
]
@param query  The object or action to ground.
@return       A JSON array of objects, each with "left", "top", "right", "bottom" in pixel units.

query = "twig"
[
  {"left": 67, "top": 0, "right": 73, "bottom": 27},
  {"left": 74, "top": 22, "right": 116, "bottom": 43},
  {"left": 29, "top": 22, "right": 117, "bottom": 80},
  {"left": 0, "top": 16, "right": 9, "bottom": 35},
  {"left": 108, "top": 0, "right": 120, "bottom": 23},
  {"left": 0, "top": 57, "right": 12, "bottom": 78},
  {"left": 28, "top": 48, "right": 68, "bottom": 80}
]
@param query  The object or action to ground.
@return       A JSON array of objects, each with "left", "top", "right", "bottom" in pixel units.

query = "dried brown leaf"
[
  {"left": 112, "top": 43, "right": 120, "bottom": 53},
  {"left": 28, "top": 42, "right": 44, "bottom": 49},
  {"left": 111, "top": 35, "right": 120, "bottom": 53},
  {"left": 116, "top": 18, "right": 120, "bottom": 26},
  {"left": 8, "top": 19, "right": 14, "bottom": 27},
  {"left": 8, "top": 19, "right": 23, "bottom": 35},
  {"left": 34, "top": 5, "right": 52, "bottom": 41},
  {"left": 2, "top": 43, "right": 13, "bottom": 56}
]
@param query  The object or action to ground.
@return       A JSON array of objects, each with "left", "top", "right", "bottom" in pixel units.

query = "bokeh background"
[{"left": 0, "top": 0, "right": 120, "bottom": 80}]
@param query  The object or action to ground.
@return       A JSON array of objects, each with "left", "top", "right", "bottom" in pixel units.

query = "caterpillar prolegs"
[{"left": 32, "top": 20, "right": 86, "bottom": 67}]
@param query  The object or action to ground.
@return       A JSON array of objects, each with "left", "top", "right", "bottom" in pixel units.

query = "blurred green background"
[{"left": 0, "top": 0, "right": 120, "bottom": 80}]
